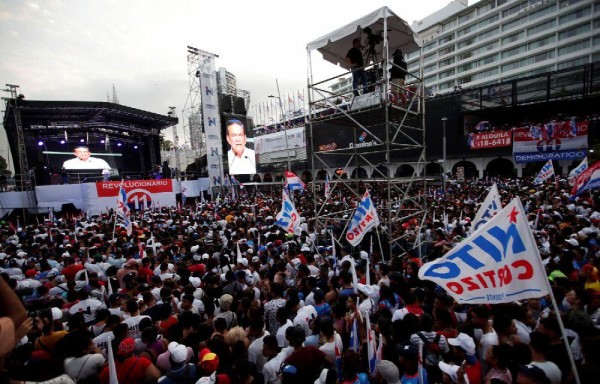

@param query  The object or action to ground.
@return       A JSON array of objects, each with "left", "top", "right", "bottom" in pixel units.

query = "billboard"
[
  {"left": 224, "top": 118, "right": 256, "bottom": 175},
  {"left": 254, "top": 127, "right": 305, "bottom": 154},
  {"left": 513, "top": 119, "right": 588, "bottom": 163},
  {"left": 198, "top": 53, "right": 225, "bottom": 184},
  {"left": 468, "top": 131, "right": 511, "bottom": 149}
]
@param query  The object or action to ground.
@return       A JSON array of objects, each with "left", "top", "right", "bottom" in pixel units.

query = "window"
[
  {"left": 458, "top": 10, "right": 476, "bottom": 24},
  {"left": 442, "top": 19, "right": 457, "bottom": 32},
  {"left": 528, "top": 35, "right": 556, "bottom": 50},
  {"left": 457, "top": 62, "right": 474, "bottom": 73},
  {"left": 497, "top": 0, "right": 508, "bottom": 6},
  {"left": 424, "top": 64, "right": 437, "bottom": 74},
  {"left": 594, "top": 36, "right": 600, "bottom": 46},
  {"left": 527, "top": 19, "right": 556, "bottom": 36},
  {"left": 457, "top": 24, "right": 476, "bottom": 37},
  {"left": 558, "top": 38, "right": 591, "bottom": 55},
  {"left": 438, "top": 81, "right": 454, "bottom": 91},
  {"left": 474, "top": 40, "right": 500, "bottom": 55},
  {"left": 478, "top": 27, "right": 500, "bottom": 41},
  {"left": 478, "top": 2, "right": 496, "bottom": 15},
  {"left": 559, "top": 6, "right": 592, "bottom": 24},
  {"left": 459, "top": 75, "right": 472, "bottom": 84},
  {"left": 477, "top": 54, "right": 499, "bottom": 66},
  {"left": 423, "top": 52, "right": 437, "bottom": 63},
  {"left": 503, "top": 30, "right": 526, "bottom": 45},
  {"left": 424, "top": 75, "right": 437, "bottom": 84},
  {"left": 502, "top": 15, "right": 527, "bottom": 31},
  {"left": 503, "top": 2, "right": 527, "bottom": 17},
  {"left": 439, "top": 57, "right": 455, "bottom": 68},
  {"left": 557, "top": 57, "right": 589, "bottom": 69},
  {"left": 475, "top": 67, "right": 499, "bottom": 80},
  {"left": 457, "top": 37, "right": 475, "bottom": 49},
  {"left": 439, "top": 68, "right": 456, "bottom": 79},
  {"left": 439, "top": 33, "right": 455, "bottom": 44},
  {"left": 502, "top": 44, "right": 527, "bottom": 59},
  {"left": 479, "top": 14, "right": 499, "bottom": 28},
  {"left": 457, "top": 51, "right": 473, "bottom": 61},
  {"left": 424, "top": 41, "right": 437, "bottom": 52},
  {"left": 439, "top": 45, "right": 456, "bottom": 56},
  {"left": 529, "top": 5, "right": 556, "bottom": 21},
  {"left": 558, "top": 23, "right": 592, "bottom": 40}
]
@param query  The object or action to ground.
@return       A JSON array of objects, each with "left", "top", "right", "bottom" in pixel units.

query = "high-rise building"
[
  {"left": 217, "top": 67, "right": 237, "bottom": 96},
  {"left": 407, "top": 0, "right": 599, "bottom": 95}
]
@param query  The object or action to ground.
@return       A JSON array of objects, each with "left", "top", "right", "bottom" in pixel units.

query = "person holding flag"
[{"left": 116, "top": 183, "right": 132, "bottom": 237}]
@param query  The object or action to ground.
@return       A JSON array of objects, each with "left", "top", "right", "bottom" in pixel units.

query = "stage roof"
[
  {"left": 2, "top": 100, "right": 177, "bottom": 137},
  {"left": 307, "top": 6, "right": 422, "bottom": 70}
]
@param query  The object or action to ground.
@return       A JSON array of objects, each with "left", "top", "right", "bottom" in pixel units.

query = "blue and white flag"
[
  {"left": 116, "top": 184, "right": 132, "bottom": 236},
  {"left": 571, "top": 160, "right": 600, "bottom": 196},
  {"left": 533, "top": 160, "right": 555, "bottom": 184},
  {"left": 324, "top": 174, "right": 331, "bottom": 199},
  {"left": 471, "top": 183, "right": 502, "bottom": 234},
  {"left": 419, "top": 197, "right": 550, "bottom": 304},
  {"left": 349, "top": 317, "right": 359, "bottom": 352},
  {"left": 366, "top": 314, "right": 377, "bottom": 374},
  {"left": 345, "top": 191, "right": 380, "bottom": 246},
  {"left": 569, "top": 157, "right": 588, "bottom": 185},
  {"left": 275, "top": 189, "right": 304, "bottom": 236},
  {"left": 284, "top": 170, "right": 305, "bottom": 191}
]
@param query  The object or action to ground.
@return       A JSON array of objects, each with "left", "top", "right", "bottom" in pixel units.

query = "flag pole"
[{"left": 111, "top": 179, "right": 125, "bottom": 243}]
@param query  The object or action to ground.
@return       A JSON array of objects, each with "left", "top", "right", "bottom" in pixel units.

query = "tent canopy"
[{"left": 307, "top": 7, "right": 422, "bottom": 70}]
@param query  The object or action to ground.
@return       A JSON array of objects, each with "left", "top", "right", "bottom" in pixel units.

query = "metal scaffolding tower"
[
  {"left": 3, "top": 84, "right": 37, "bottom": 213},
  {"left": 181, "top": 46, "right": 205, "bottom": 168},
  {"left": 306, "top": 8, "right": 427, "bottom": 259}
]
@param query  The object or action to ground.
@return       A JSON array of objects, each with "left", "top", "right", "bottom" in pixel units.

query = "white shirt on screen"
[
  {"left": 63, "top": 157, "right": 111, "bottom": 170},
  {"left": 228, "top": 147, "right": 256, "bottom": 174}
]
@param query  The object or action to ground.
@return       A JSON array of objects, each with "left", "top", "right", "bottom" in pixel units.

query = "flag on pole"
[
  {"left": 345, "top": 191, "right": 380, "bottom": 246},
  {"left": 533, "top": 160, "right": 555, "bottom": 184},
  {"left": 471, "top": 183, "right": 502, "bottom": 233},
  {"left": 366, "top": 313, "right": 377, "bottom": 374},
  {"left": 331, "top": 231, "right": 338, "bottom": 272},
  {"left": 571, "top": 160, "right": 600, "bottom": 196},
  {"left": 324, "top": 174, "right": 331, "bottom": 199},
  {"left": 376, "top": 332, "right": 383, "bottom": 367},
  {"left": 237, "top": 241, "right": 243, "bottom": 262},
  {"left": 106, "top": 335, "right": 119, "bottom": 384},
  {"left": 284, "top": 171, "right": 306, "bottom": 191},
  {"left": 274, "top": 189, "right": 304, "bottom": 236},
  {"left": 116, "top": 184, "right": 132, "bottom": 236},
  {"left": 335, "top": 344, "right": 343, "bottom": 382},
  {"left": 569, "top": 157, "right": 589, "bottom": 185},
  {"left": 418, "top": 197, "right": 550, "bottom": 304},
  {"left": 349, "top": 318, "right": 359, "bottom": 352}
]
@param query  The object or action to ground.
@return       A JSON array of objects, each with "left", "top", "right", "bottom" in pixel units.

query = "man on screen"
[
  {"left": 62, "top": 145, "right": 111, "bottom": 170},
  {"left": 226, "top": 119, "right": 256, "bottom": 175}
]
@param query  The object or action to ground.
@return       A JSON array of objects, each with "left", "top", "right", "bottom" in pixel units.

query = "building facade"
[{"left": 407, "top": 0, "right": 600, "bottom": 95}]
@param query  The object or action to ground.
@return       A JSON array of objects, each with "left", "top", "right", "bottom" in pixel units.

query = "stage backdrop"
[{"left": 29, "top": 178, "right": 210, "bottom": 216}]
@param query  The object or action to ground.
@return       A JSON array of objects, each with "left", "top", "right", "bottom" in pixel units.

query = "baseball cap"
[
  {"left": 168, "top": 342, "right": 188, "bottom": 364},
  {"left": 447, "top": 333, "right": 476, "bottom": 355},
  {"left": 565, "top": 238, "right": 579, "bottom": 247},
  {"left": 396, "top": 344, "right": 418, "bottom": 359},
  {"left": 439, "top": 361, "right": 469, "bottom": 384},
  {"left": 376, "top": 360, "right": 400, "bottom": 384},
  {"left": 518, "top": 364, "right": 550, "bottom": 384}
]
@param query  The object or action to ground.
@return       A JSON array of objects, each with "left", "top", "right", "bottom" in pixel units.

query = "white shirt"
[
  {"left": 68, "top": 298, "right": 106, "bottom": 324},
  {"left": 530, "top": 361, "right": 562, "bottom": 384},
  {"left": 319, "top": 333, "right": 343, "bottom": 362},
  {"left": 248, "top": 332, "right": 270, "bottom": 371},
  {"left": 122, "top": 315, "right": 151, "bottom": 340},
  {"left": 92, "top": 331, "right": 114, "bottom": 358},
  {"left": 262, "top": 347, "right": 294, "bottom": 384},
  {"left": 228, "top": 147, "right": 256, "bottom": 175},
  {"left": 63, "top": 157, "right": 111, "bottom": 170},
  {"left": 276, "top": 319, "right": 293, "bottom": 348},
  {"left": 64, "top": 354, "right": 105, "bottom": 381}
]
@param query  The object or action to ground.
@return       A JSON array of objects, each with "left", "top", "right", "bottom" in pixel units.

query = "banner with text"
[
  {"left": 419, "top": 197, "right": 550, "bottom": 304},
  {"left": 513, "top": 120, "right": 588, "bottom": 163},
  {"left": 254, "top": 127, "right": 305, "bottom": 154},
  {"left": 95, "top": 179, "right": 175, "bottom": 212},
  {"left": 275, "top": 189, "right": 304, "bottom": 235},
  {"left": 468, "top": 131, "right": 511, "bottom": 149},
  {"left": 199, "top": 52, "right": 225, "bottom": 191},
  {"left": 571, "top": 160, "right": 600, "bottom": 197},
  {"left": 345, "top": 191, "right": 380, "bottom": 246}
]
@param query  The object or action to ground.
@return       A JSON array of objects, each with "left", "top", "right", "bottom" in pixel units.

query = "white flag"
[
  {"left": 533, "top": 160, "right": 555, "bottom": 185},
  {"left": 471, "top": 183, "right": 502, "bottom": 233},
  {"left": 419, "top": 197, "right": 550, "bottom": 304},
  {"left": 106, "top": 335, "right": 119, "bottom": 384},
  {"left": 569, "top": 157, "right": 588, "bottom": 185},
  {"left": 345, "top": 191, "right": 380, "bottom": 246},
  {"left": 274, "top": 189, "right": 304, "bottom": 236}
]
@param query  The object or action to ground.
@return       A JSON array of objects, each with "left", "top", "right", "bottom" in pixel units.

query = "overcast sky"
[{"left": 1, "top": 0, "right": 466, "bottom": 145}]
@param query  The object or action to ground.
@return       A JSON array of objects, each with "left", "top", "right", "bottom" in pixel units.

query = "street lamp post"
[
  {"left": 269, "top": 81, "right": 291, "bottom": 171},
  {"left": 441, "top": 117, "right": 448, "bottom": 194}
]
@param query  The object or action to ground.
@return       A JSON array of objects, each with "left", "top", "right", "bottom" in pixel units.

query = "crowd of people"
[{"left": 0, "top": 176, "right": 599, "bottom": 384}]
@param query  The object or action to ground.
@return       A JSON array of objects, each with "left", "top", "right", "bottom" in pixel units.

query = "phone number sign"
[{"left": 470, "top": 131, "right": 512, "bottom": 149}]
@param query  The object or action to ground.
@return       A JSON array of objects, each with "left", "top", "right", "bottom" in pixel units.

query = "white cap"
[
  {"left": 360, "top": 250, "right": 368, "bottom": 260},
  {"left": 189, "top": 277, "right": 201, "bottom": 288},
  {"left": 168, "top": 342, "right": 188, "bottom": 364},
  {"left": 51, "top": 307, "right": 63, "bottom": 321},
  {"left": 190, "top": 245, "right": 200, "bottom": 253}
]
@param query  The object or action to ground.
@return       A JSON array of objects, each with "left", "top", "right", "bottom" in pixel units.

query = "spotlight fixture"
[
  {"left": 60, "top": 140, "right": 65, "bottom": 144},
  {"left": 117, "top": 142, "right": 122, "bottom": 147},
  {"left": 100, "top": 139, "right": 105, "bottom": 144},
  {"left": 134, "top": 145, "right": 138, "bottom": 149},
  {"left": 80, "top": 138, "right": 85, "bottom": 143},
  {"left": 37, "top": 141, "right": 44, "bottom": 146}
]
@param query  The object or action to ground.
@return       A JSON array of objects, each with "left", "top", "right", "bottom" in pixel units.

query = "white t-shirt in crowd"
[
  {"left": 63, "top": 353, "right": 105, "bottom": 381},
  {"left": 122, "top": 315, "right": 151, "bottom": 339}
]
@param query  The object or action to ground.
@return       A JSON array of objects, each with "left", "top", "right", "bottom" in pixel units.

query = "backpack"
[{"left": 417, "top": 332, "right": 442, "bottom": 366}]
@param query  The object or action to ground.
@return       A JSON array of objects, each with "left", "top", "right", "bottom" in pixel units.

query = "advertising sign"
[{"left": 468, "top": 131, "right": 511, "bottom": 149}]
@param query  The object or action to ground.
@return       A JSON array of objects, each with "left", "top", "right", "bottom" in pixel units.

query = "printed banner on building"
[
  {"left": 199, "top": 52, "right": 225, "bottom": 188},
  {"left": 254, "top": 127, "right": 305, "bottom": 154},
  {"left": 419, "top": 198, "right": 550, "bottom": 304},
  {"left": 468, "top": 131, "right": 511, "bottom": 149},
  {"left": 95, "top": 179, "right": 175, "bottom": 211},
  {"left": 513, "top": 120, "right": 588, "bottom": 163}
]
